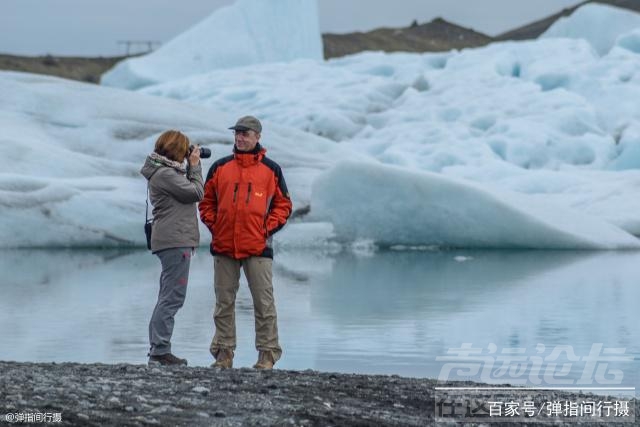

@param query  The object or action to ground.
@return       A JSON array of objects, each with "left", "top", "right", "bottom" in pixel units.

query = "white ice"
[
  {"left": 541, "top": 3, "right": 640, "bottom": 56},
  {"left": 3, "top": 3, "right": 640, "bottom": 250},
  {"left": 310, "top": 161, "right": 640, "bottom": 250},
  {"left": 139, "top": 37, "right": 640, "bottom": 247},
  {"left": 101, "top": 0, "right": 323, "bottom": 90},
  {"left": 0, "top": 72, "right": 350, "bottom": 248}
]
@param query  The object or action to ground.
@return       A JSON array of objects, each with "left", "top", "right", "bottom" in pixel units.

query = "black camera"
[{"left": 189, "top": 145, "right": 211, "bottom": 159}]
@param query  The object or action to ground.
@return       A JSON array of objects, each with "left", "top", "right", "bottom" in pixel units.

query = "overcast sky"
[{"left": 1, "top": 0, "right": 584, "bottom": 57}]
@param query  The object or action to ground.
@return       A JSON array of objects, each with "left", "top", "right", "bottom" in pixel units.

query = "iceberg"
[
  {"left": 540, "top": 3, "right": 640, "bottom": 56},
  {"left": 311, "top": 162, "right": 640, "bottom": 250},
  {"left": 101, "top": 0, "right": 323, "bottom": 89},
  {"left": 139, "top": 36, "right": 640, "bottom": 238},
  {"left": 5, "top": 3, "right": 640, "bottom": 250},
  {"left": 140, "top": 58, "right": 407, "bottom": 141}
]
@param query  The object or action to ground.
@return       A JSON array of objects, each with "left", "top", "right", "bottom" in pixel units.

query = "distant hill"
[
  {"left": 0, "top": 53, "right": 125, "bottom": 83},
  {"left": 323, "top": 18, "right": 493, "bottom": 59},
  {"left": 496, "top": 0, "right": 640, "bottom": 41}
]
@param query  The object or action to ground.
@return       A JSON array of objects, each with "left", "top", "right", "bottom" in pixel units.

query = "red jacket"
[{"left": 199, "top": 144, "right": 292, "bottom": 259}]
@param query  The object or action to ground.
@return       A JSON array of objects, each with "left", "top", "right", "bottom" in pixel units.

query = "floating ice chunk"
[
  {"left": 102, "top": 0, "right": 323, "bottom": 89},
  {"left": 541, "top": 4, "right": 640, "bottom": 56},
  {"left": 311, "top": 161, "right": 640, "bottom": 250}
]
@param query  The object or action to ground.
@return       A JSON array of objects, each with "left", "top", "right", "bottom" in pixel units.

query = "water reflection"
[
  {"left": 310, "top": 250, "right": 639, "bottom": 386},
  {"left": 0, "top": 248, "right": 637, "bottom": 388},
  {"left": 310, "top": 250, "right": 590, "bottom": 318}
]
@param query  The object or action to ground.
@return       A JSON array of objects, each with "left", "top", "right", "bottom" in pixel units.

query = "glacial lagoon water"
[{"left": 0, "top": 248, "right": 638, "bottom": 390}]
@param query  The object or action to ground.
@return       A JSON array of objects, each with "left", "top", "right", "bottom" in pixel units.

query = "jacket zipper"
[
  {"left": 233, "top": 183, "right": 239, "bottom": 203},
  {"left": 246, "top": 182, "right": 252, "bottom": 204}
]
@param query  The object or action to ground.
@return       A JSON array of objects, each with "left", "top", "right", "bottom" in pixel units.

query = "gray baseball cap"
[{"left": 229, "top": 115, "right": 262, "bottom": 133}]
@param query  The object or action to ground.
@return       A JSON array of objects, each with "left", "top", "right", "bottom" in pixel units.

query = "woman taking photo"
[{"left": 140, "top": 130, "right": 204, "bottom": 366}]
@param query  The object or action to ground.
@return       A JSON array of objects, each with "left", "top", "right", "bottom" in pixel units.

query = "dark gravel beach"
[{"left": 0, "top": 361, "right": 636, "bottom": 426}]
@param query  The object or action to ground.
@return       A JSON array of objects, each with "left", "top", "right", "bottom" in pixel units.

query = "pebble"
[{"left": 192, "top": 386, "right": 209, "bottom": 395}]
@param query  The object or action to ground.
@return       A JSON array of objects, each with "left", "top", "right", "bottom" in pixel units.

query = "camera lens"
[{"left": 190, "top": 145, "right": 212, "bottom": 159}]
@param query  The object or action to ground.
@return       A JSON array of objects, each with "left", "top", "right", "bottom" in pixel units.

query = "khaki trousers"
[{"left": 210, "top": 255, "right": 282, "bottom": 362}]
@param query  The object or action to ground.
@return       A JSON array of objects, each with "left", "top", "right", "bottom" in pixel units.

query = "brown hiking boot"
[
  {"left": 148, "top": 353, "right": 187, "bottom": 367},
  {"left": 212, "top": 348, "right": 234, "bottom": 369},
  {"left": 253, "top": 351, "right": 275, "bottom": 370}
]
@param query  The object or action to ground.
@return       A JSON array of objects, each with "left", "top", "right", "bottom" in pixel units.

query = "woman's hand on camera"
[{"left": 188, "top": 145, "right": 201, "bottom": 166}]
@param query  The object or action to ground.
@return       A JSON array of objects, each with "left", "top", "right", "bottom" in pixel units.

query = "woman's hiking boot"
[{"left": 148, "top": 353, "right": 187, "bottom": 366}]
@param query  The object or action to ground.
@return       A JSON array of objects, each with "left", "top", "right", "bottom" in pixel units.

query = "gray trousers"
[
  {"left": 210, "top": 255, "right": 282, "bottom": 362},
  {"left": 149, "top": 247, "right": 191, "bottom": 356}
]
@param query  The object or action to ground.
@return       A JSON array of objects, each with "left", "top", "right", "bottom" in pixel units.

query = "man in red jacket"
[{"left": 200, "top": 116, "right": 292, "bottom": 370}]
